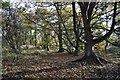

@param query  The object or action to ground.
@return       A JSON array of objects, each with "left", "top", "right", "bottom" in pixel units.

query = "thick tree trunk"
[
  {"left": 72, "top": 19, "right": 108, "bottom": 64},
  {"left": 84, "top": 43, "right": 93, "bottom": 57},
  {"left": 83, "top": 44, "right": 101, "bottom": 64},
  {"left": 72, "top": 43, "right": 108, "bottom": 65}
]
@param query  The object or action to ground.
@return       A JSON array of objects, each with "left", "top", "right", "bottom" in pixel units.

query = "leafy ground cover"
[{"left": 2, "top": 52, "right": 120, "bottom": 80}]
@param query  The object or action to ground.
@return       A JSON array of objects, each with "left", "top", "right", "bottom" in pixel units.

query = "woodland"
[{"left": 1, "top": 0, "right": 120, "bottom": 79}]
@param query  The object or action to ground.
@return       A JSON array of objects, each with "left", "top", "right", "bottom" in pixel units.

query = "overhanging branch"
[{"left": 93, "top": 2, "right": 117, "bottom": 45}]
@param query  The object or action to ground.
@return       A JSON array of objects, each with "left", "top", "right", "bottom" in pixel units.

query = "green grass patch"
[
  {"left": 2, "top": 51, "right": 22, "bottom": 60},
  {"left": 22, "top": 49, "right": 49, "bottom": 56}
]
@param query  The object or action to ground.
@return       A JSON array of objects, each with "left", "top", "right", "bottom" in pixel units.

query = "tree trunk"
[
  {"left": 45, "top": 34, "right": 49, "bottom": 51},
  {"left": 34, "top": 29, "right": 37, "bottom": 46},
  {"left": 84, "top": 43, "right": 93, "bottom": 57},
  {"left": 73, "top": 43, "right": 107, "bottom": 65},
  {"left": 30, "top": 30, "right": 32, "bottom": 45},
  {"left": 56, "top": 3, "right": 64, "bottom": 52},
  {"left": 71, "top": 2, "right": 109, "bottom": 65},
  {"left": 105, "top": 40, "right": 108, "bottom": 54},
  {"left": 72, "top": 2, "right": 79, "bottom": 55},
  {"left": 58, "top": 28, "right": 63, "bottom": 52}
]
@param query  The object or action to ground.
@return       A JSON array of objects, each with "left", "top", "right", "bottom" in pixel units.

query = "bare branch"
[{"left": 93, "top": 2, "right": 117, "bottom": 45}]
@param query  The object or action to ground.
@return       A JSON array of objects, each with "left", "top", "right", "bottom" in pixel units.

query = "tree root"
[{"left": 72, "top": 54, "right": 111, "bottom": 66}]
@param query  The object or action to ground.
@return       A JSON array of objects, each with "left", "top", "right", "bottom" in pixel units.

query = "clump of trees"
[{"left": 2, "top": 1, "right": 120, "bottom": 65}]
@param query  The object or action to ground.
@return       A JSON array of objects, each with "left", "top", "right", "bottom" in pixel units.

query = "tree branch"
[
  {"left": 88, "top": 2, "right": 96, "bottom": 20},
  {"left": 93, "top": 2, "right": 117, "bottom": 45}
]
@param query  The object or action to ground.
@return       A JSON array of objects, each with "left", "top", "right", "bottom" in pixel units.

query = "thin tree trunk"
[
  {"left": 34, "top": 29, "right": 37, "bottom": 46},
  {"left": 105, "top": 40, "right": 108, "bottom": 54},
  {"left": 72, "top": 2, "right": 79, "bottom": 55},
  {"left": 30, "top": 30, "right": 32, "bottom": 45},
  {"left": 56, "top": 3, "right": 63, "bottom": 52},
  {"left": 58, "top": 25, "right": 63, "bottom": 52}
]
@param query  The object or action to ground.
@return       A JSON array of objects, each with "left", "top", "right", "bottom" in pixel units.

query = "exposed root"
[{"left": 72, "top": 53, "right": 111, "bottom": 66}]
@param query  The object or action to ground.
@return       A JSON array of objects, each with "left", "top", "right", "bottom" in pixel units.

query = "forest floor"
[{"left": 2, "top": 52, "right": 120, "bottom": 80}]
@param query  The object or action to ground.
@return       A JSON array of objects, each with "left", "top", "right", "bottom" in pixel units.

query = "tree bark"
[
  {"left": 55, "top": 3, "right": 64, "bottom": 52},
  {"left": 72, "top": 2, "right": 79, "bottom": 55},
  {"left": 72, "top": 2, "right": 112, "bottom": 65},
  {"left": 58, "top": 29, "right": 63, "bottom": 52}
]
